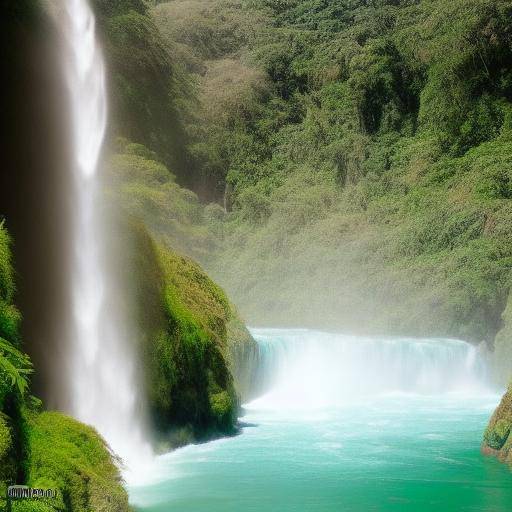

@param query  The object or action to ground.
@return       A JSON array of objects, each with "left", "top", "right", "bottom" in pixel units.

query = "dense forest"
[
  {"left": 91, "top": 0, "right": 512, "bottom": 378},
  {"left": 90, "top": 0, "right": 512, "bottom": 467}
]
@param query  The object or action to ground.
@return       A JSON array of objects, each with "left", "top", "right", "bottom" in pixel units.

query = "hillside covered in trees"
[{"left": 94, "top": 0, "right": 512, "bottom": 381}]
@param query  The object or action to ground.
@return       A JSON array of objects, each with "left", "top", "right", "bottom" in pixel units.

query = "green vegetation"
[
  {"left": 19, "top": 412, "right": 129, "bottom": 511},
  {"left": 143, "top": 0, "right": 512, "bottom": 367},
  {"left": 125, "top": 222, "right": 258, "bottom": 449},
  {"left": 483, "top": 385, "right": 512, "bottom": 465},
  {"left": 0, "top": 224, "right": 30, "bottom": 408}
]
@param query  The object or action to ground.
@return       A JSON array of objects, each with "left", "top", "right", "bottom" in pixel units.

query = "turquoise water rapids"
[{"left": 129, "top": 329, "right": 512, "bottom": 511}]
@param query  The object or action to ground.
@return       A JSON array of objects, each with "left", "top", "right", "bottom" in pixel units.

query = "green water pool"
[{"left": 129, "top": 330, "right": 512, "bottom": 512}]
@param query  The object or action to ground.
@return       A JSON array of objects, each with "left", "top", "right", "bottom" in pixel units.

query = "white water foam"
[{"left": 248, "top": 329, "right": 493, "bottom": 411}]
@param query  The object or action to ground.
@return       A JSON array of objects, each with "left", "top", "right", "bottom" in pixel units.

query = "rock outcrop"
[
  {"left": 130, "top": 224, "right": 260, "bottom": 450},
  {"left": 482, "top": 386, "right": 512, "bottom": 465}
]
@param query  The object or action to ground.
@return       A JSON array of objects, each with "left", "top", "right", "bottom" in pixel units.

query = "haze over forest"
[{"left": 94, "top": 0, "right": 512, "bottom": 373}]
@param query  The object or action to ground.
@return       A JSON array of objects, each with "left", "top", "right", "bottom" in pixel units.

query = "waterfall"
[
  {"left": 249, "top": 329, "right": 491, "bottom": 410},
  {"left": 57, "top": 0, "right": 151, "bottom": 475}
]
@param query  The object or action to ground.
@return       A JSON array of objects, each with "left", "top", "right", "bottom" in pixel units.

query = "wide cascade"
[
  {"left": 251, "top": 328, "right": 490, "bottom": 410},
  {"left": 57, "top": 0, "right": 150, "bottom": 472},
  {"left": 128, "top": 329, "right": 510, "bottom": 512}
]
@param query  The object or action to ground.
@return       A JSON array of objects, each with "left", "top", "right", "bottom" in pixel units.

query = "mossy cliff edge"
[
  {"left": 483, "top": 385, "right": 512, "bottom": 466},
  {"left": 128, "top": 223, "right": 259, "bottom": 450},
  {"left": 483, "top": 290, "right": 512, "bottom": 467}
]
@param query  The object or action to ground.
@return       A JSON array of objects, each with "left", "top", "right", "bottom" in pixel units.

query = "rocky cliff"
[{"left": 483, "top": 385, "right": 512, "bottom": 466}]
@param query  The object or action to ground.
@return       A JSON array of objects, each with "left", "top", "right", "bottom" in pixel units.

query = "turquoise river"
[{"left": 129, "top": 329, "right": 512, "bottom": 511}]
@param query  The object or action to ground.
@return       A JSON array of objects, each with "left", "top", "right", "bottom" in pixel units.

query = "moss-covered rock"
[
  {"left": 105, "top": 142, "right": 262, "bottom": 411},
  {"left": 482, "top": 386, "right": 512, "bottom": 465},
  {"left": 19, "top": 411, "right": 129, "bottom": 512},
  {"left": 127, "top": 223, "right": 258, "bottom": 449}
]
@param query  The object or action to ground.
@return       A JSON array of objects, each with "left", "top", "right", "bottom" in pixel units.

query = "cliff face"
[
  {"left": 129, "top": 223, "right": 259, "bottom": 450},
  {"left": 483, "top": 386, "right": 512, "bottom": 465}
]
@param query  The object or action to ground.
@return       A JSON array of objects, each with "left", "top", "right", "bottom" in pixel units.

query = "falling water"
[
  {"left": 128, "top": 329, "right": 508, "bottom": 512},
  {"left": 57, "top": 0, "right": 151, "bottom": 475},
  {"left": 250, "top": 329, "right": 491, "bottom": 410}
]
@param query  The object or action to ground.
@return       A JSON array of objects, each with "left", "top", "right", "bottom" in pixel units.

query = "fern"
[{"left": 0, "top": 336, "right": 32, "bottom": 396}]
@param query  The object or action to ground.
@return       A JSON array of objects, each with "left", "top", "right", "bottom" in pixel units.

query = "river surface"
[{"left": 129, "top": 329, "right": 512, "bottom": 511}]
